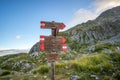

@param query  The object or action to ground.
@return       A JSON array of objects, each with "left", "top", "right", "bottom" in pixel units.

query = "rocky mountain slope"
[
  {"left": 59, "top": 6, "right": 120, "bottom": 53},
  {"left": 65, "top": 6, "right": 120, "bottom": 44},
  {"left": 29, "top": 6, "right": 120, "bottom": 54}
]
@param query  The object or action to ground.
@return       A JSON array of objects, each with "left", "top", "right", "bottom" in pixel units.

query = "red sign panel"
[
  {"left": 40, "top": 36, "right": 66, "bottom": 44},
  {"left": 40, "top": 36, "right": 67, "bottom": 51},
  {"left": 40, "top": 21, "right": 66, "bottom": 29}
]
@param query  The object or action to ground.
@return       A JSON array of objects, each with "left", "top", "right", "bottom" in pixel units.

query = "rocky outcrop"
[
  {"left": 65, "top": 6, "right": 120, "bottom": 45},
  {"left": 12, "top": 60, "right": 36, "bottom": 72},
  {"left": 0, "top": 54, "right": 36, "bottom": 73},
  {"left": 70, "top": 75, "right": 80, "bottom": 80},
  {"left": 29, "top": 42, "right": 40, "bottom": 54}
]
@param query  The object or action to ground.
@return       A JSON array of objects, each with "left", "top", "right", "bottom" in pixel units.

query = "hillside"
[
  {"left": 0, "top": 52, "right": 120, "bottom": 80},
  {"left": 59, "top": 6, "right": 120, "bottom": 53},
  {"left": 65, "top": 6, "right": 120, "bottom": 44},
  {"left": 30, "top": 6, "right": 120, "bottom": 54}
]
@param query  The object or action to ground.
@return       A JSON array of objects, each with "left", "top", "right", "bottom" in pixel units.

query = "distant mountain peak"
[{"left": 97, "top": 6, "right": 120, "bottom": 19}]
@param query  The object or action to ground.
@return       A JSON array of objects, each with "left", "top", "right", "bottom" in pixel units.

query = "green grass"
[
  {"left": 54, "top": 52, "right": 118, "bottom": 80},
  {"left": 66, "top": 53, "right": 112, "bottom": 72},
  {"left": 0, "top": 52, "right": 120, "bottom": 80},
  {"left": 0, "top": 53, "right": 49, "bottom": 76},
  {"left": 33, "top": 65, "right": 50, "bottom": 74}
]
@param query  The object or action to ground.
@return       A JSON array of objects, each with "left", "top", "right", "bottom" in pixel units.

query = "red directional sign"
[
  {"left": 40, "top": 21, "right": 66, "bottom": 29},
  {"left": 40, "top": 36, "right": 67, "bottom": 51},
  {"left": 40, "top": 36, "right": 66, "bottom": 44},
  {"left": 39, "top": 21, "right": 67, "bottom": 52}
]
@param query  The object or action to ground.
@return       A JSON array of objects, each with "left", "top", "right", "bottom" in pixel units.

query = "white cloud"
[
  {"left": 66, "top": 0, "right": 120, "bottom": 30},
  {"left": 66, "top": 9, "right": 97, "bottom": 30},
  {"left": 16, "top": 35, "right": 21, "bottom": 39},
  {"left": 93, "top": 0, "right": 120, "bottom": 14}
]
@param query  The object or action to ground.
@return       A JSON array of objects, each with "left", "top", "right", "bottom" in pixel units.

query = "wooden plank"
[
  {"left": 47, "top": 53, "right": 60, "bottom": 62},
  {"left": 44, "top": 44, "right": 62, "bottom": 51},
  {"left": 41, "top": 21, "right": 65, "bottom": 29},
  {"left": 44, "top": 36, "right": 62, "bottom": 44},
  {"left": 40, "top": 36, "right": 67, "bottom": 51}
]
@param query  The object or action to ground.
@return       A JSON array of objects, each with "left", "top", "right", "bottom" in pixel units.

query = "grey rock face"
[
  {"left": 0, "top": 68, "right": 2, "bottom": 75},
  {"left": 88, "top": 45, "right": 95, "bottom": 51},
  {"left": 102, "top": 48, "right": 112, "bottom": 53},
  {"left": 30, "top": 52, "right": 39, "bottom": 57},
  {"left": 12, "top": 60, "right": 36, "bottom": 72},
  {"left": 116, "top": 46, "right": 120, "bottom": 53},
  {"left": 70, "top": 75, "right": 80, "bottom": 80},
  {"left": 29, "top": 42, "right": 41, "bottom": 54},
  {"left": 90, "top": 75, "right": 99, "bottom": 80}
]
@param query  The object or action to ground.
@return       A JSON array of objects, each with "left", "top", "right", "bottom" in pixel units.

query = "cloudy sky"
[{"left": 0, "top": 0, "right": 120, "bottom": 50}]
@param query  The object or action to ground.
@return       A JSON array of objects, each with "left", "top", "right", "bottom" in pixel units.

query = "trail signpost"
[
  {"left": 40, "top": 36, "right": 67, "bottom": 52},
  {"left": 39, "top": 21, "right": 67, "bottom": 80}
]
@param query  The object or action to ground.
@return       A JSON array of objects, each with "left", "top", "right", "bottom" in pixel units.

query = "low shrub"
[
  {"left": 0, "top": 70, "right": 11, "bottom": 76},
  {"left": 33, "top": 65, "right": 50, "bottom": 74}
]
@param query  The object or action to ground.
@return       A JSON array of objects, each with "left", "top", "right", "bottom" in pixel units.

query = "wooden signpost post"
[{"left": 39, "top": 21, "right": 67, "bottom": 80}]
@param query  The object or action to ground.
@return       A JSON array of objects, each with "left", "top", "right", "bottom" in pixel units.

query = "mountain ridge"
[
  {"left": 64, "top": 6, "right": 120, "bottom": 47},
  {"left": 29, "top": 6, "right": 120, "bottom": 53}
]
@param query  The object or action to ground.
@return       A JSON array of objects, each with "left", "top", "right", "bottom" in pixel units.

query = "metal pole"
[{"left": 50, "top": 61, "right": 55, "bottom": 80}]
